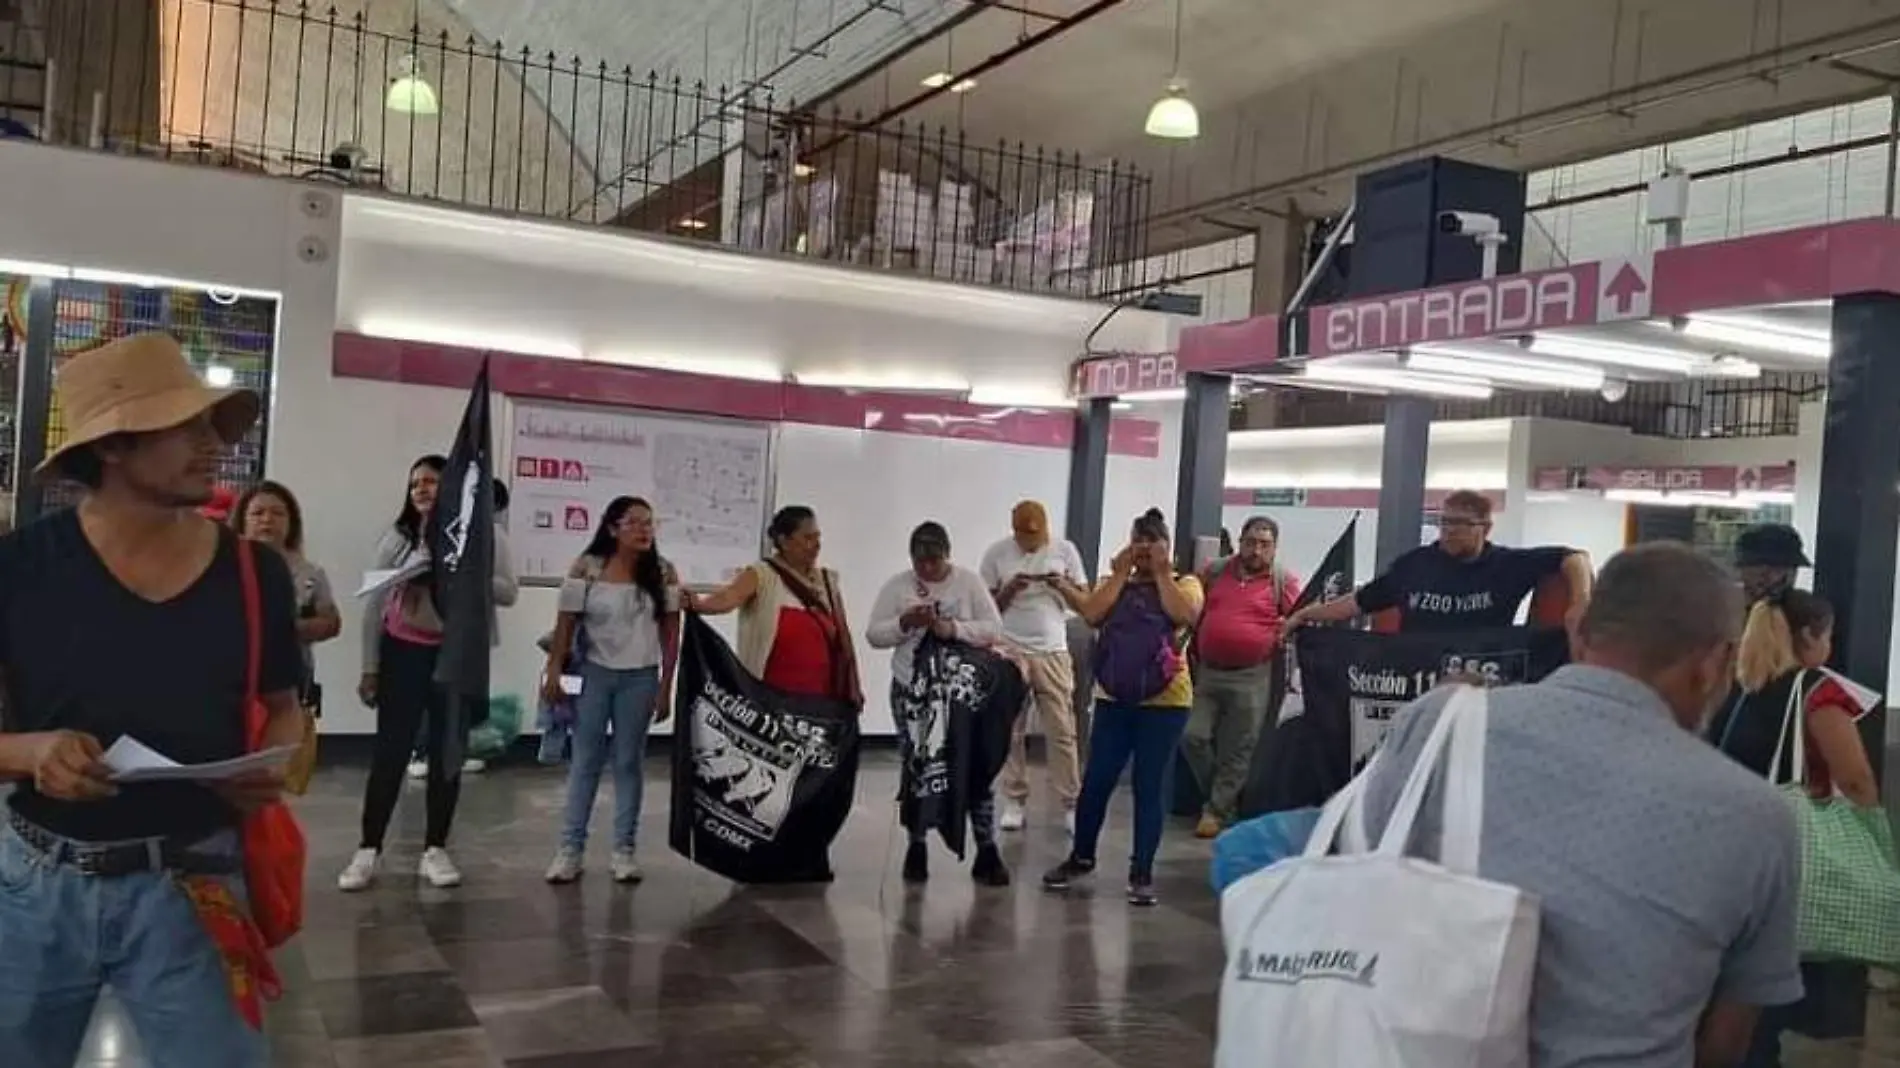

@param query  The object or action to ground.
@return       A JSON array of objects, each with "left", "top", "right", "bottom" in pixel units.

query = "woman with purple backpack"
[{"left": 1042, "top": 508, "right": 1204, "bottom": 907}]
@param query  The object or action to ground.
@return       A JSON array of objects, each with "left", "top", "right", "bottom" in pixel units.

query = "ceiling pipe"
[
  {"left": 802, "top": 0, "right": 1129, "bottom": 156},
  {"left": 803, "top": 1, "right": 1063, "bottom": 112},
  {"left": 1147, "top": 15, "right": 1900, "bottom": 230}
]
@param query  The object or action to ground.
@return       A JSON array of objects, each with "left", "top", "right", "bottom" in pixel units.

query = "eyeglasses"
[{"left": 1438, "top": 517, "right": 1489, "bottom": 530}]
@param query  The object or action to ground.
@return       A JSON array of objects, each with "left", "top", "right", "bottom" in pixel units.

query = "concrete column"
[
  {"left": 1800, "top": 293, "right": 1900, "bottom": 1039},
  {"left": 1173, "top": 372, "right": 1231, "bottom": 573},
  {"left": 1065, "top": 398, "right": 1112, "bottom": 584},
  {"left": 14, "top": 278, "right": 54, "bottom": 526},
  {"left": 1249, "top": 205, "right": 1307, "bottom": 315},
  {"left": 1374, "top": 396, "right": 1432, "bottom": 571}
]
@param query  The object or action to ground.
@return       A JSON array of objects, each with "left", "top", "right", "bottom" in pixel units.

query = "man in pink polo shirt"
[{"left": 1185, "top": 515, "right": 1301, "bottom": 838}]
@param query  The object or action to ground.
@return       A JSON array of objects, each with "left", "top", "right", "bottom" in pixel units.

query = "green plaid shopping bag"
[
  {"left": 1760, "top": 669, "right": 1900, "bottom": 966},
  {"left": 1785, "top": 786, "right": 1900, "bottom": 966}
]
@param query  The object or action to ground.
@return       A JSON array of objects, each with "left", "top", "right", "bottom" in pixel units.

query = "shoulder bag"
[{"left": 236, "top": 539, "right": 308, "bottom": 949}]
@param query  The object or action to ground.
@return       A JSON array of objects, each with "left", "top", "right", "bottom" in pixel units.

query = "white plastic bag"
[{"left": 1216, "top": 687, "right": 1540, "bottom": 1068}]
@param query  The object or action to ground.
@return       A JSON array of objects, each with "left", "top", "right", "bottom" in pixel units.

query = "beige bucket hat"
[{"left": 36, "top": 331, "right": 261, "bottom": 479}]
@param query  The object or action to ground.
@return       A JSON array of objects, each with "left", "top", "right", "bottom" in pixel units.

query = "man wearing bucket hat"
[{"left": 0, "top": 332, "right": 306, "bottom": 1065}]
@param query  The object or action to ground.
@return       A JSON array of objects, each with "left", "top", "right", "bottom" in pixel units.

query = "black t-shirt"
[
  {"left": 1354, "top": 542, "right": 1571, "bottom": 633},
  {"left": 0, "top": 511, "right": 302, "bottom": 842}
]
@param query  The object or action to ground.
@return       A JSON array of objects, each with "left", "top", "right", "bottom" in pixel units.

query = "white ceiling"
[{"left": 821, "top": 0, "right": 1900, "bottom": 253}]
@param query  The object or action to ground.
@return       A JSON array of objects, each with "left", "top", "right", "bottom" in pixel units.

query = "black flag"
[
  {"left": 1290, "top": 513, "right": 1357, "bottom": 614},
  {"left": 427, "top": 357, "right": 497, "bottom": 774}
]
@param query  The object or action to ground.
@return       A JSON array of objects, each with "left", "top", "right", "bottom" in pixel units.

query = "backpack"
[{"left": 1092, "top": 581, "right": 1186, "bottom": 704}]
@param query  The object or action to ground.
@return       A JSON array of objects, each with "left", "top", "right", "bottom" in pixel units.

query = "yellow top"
[{"left": 1091, "top": 574, "right": 1205, "bottom": 709}]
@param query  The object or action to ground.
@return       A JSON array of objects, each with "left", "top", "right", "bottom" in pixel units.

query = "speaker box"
[{"left": 1346, "top": 157, "right": 1526, "bottom": 299}]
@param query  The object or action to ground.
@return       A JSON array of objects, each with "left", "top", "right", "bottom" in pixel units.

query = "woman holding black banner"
[
  {"left": 687, "top": 506, "right": 863, "bottom": 710},
  {"left": 1042, "top": 508, "right": 1204, "bottom": 907},
  {"left": 866, "top": 522, "right": 1011, "bottom": 887}
]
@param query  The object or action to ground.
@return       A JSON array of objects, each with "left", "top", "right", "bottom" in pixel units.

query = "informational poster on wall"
[{"left": 507, "top": 400, "right": 771, "bottom": 586}]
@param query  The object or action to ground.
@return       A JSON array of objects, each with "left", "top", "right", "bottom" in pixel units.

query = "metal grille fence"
[{"left": 1, "top": 0, "right": 1152, "bottom": 298}]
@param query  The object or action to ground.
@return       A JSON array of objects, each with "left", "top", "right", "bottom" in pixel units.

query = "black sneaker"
[
  {"left": 1127, "top": 874, "right": 1159, "bottom": 908},
  {"left": 971, "top": 844, "right": 1010, "bottom": 888},
  {"left": 902, "top": 843, "right": 929, "bottom": 884},
  {"left": 1041, "top": 856, "right": 1096, "bottom": 892}
]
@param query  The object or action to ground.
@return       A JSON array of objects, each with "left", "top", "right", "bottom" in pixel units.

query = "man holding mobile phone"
[{"left": 979, "top": 501, "right": 1090, "bottom": 835}]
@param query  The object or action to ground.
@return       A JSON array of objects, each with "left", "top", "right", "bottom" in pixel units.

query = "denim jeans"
[
  {"left": 562, "top": 662, "right": 661, "bottom": 851},
  {"left": 1071, "top": 700, "right": 1191, "bottom": 879},
  {"left": 0, "top": 823, "right": 265, "bottom": 1068}
]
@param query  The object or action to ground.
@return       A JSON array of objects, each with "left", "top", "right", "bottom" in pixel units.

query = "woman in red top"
[{"left": 686, "top": 506, "right": 863, "bottom": 709}]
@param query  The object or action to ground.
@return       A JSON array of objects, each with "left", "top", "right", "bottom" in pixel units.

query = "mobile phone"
[{"left": 559, "top": 674, "right": 584, "bottom": 697}]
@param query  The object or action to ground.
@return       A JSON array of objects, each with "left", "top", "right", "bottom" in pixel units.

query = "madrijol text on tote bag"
[{"left": 1216, "top": 687, "right": 1541, "bottom": 1068}]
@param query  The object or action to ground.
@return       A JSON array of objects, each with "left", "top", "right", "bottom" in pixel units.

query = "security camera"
[{"left": 1437, "top": 210, "right": 1501, "bottom": 237}]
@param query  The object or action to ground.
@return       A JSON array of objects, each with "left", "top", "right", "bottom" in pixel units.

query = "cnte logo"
[{"left": 1235, "top": 949, "right": 1380, "bottom": 987}]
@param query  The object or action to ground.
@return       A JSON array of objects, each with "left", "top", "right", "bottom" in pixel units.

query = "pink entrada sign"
[{"left": 1309, "top": 263, "right": 1634, "bottom": 358}]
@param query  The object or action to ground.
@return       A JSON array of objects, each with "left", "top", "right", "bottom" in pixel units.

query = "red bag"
[{"left": 236, "top": 538, "right": 307, "bottom": 948}]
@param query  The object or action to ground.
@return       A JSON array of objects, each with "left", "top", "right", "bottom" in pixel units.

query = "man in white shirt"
[{"left": 978, "top": 500, "right": 1090, "bottom": 833}]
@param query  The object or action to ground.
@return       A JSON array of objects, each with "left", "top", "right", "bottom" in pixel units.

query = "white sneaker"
[
  {"left": 610, "top": 849, "right": 644, "bottom": 885},
  {"left": 1064, "top": 810, "right": 1076, "bottom": 837},
  {"left": 461, "top": 758, "right": 487, "bottom": 775},
  {"left": 998, "top": 802, "right": 1026, "bottom": 833},
  {"left": 419, "top": 847, "right": 463, "bottom": 888},
  {"left": 337, "top": 848, "right": 380, "bottom": 892},
  {"left": 545, "top": 847, "right": 583, "bottom": 884},
  {"left": 406, "top": 758, "right": 427, "bottom": 781}
]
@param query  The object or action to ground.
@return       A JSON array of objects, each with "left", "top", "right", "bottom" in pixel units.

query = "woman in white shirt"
[
  {"left": 540, "top": 496, "right": 682, "bottom": 885},
  {"left": 866, "top": 522, "right": 1008, "bottom": 886}
]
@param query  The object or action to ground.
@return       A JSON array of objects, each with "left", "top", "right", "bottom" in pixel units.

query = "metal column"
[
  {"left": 1065, "top": 397, "right": 1112, "bottom": 583},
  {"left": 1174, "top": 371, "right": 1231, "bottom": 573},
  {"left": 1374, "top": 395, "right": 1432, "bottom": 570},
  {"left": 12, "top": 278, "right": 55, "bottom": 527},
  {"left": 1801, "top": 292, "right": 1900, "bottom": 1039}
]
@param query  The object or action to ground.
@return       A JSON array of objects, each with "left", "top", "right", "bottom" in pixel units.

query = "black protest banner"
[
  {"left": 1242, "top": 624, "right": 1568, "bottom": 815},
  {"left": 426, "top": 356, "right": 496, "bottom": 774},
  {"left": 670, "top": 614, "right": 860, "bottom": 884},
  {"left": 894, "top": 638, "right": 1026, "bottom": 858}
]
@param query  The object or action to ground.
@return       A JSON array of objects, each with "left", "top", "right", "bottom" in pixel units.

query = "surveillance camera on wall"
[{"left": 1437, "top": 210, "right": 1501, "bottom": 237}]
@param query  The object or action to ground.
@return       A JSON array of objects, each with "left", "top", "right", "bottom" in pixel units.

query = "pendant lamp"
[{"left": 1144, "top": 0, "right": 1198, "bottom": 139}]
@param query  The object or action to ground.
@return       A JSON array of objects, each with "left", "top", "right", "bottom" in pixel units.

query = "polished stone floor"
[{"left": 69, "top": 754, "right": 1900, "bottom": 1067}]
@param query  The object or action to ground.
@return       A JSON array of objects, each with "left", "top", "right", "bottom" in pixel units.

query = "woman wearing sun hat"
[{"left": 0, "top": 331, "right": 307, "bottom": 1064}]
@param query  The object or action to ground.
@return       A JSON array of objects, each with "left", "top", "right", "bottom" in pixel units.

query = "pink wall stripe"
[{"left": 332, "top": 332, "right": 1163, "bottom": 458}]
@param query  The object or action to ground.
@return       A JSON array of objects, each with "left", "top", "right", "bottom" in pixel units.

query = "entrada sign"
[{"left": 1311, "top": 266, "right": 1600, "bottom": 357}]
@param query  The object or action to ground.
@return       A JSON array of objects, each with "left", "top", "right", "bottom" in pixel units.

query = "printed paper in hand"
[
  {"left": 102, "top": 736, "right": 303, "bottom": 783},
  {"left": 355, "top": 557, "right": 430, "bottom": 598}
]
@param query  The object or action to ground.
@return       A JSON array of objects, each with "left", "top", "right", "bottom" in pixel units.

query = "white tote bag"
[{"left": 1215, "top": 687, "right": 1541, "bottom": 1068}]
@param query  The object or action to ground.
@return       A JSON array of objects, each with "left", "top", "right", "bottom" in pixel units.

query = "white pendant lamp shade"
[
  {"left": 386, "top": 53, "right": 439, "bottom": 116},
  {"left": 1145, "top": 84, "right": 1200, "bottom": 139}
]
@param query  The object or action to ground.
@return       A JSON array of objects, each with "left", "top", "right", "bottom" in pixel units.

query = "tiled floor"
[{"left": 66, "top": 754, "right": 1900, "bottom": 1066}]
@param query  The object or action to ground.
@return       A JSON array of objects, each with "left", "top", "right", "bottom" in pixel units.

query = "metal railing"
[
  {"left": 1, "top": 0, "right": 1152, "bottom": 298},
  {"left": 1238, "top": 371, "right": 1825, "bottom": 440}
]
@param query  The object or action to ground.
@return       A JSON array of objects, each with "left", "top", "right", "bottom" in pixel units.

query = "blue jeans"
[
  {"left": 1071, "top": 700, "right": 1191, "bottom": 879},
  {"left": 562, "top": 662, "right": 661, "bottom": 851},
  {"left": 0, "top": 823, "right": 265, "bottom": 1067}
]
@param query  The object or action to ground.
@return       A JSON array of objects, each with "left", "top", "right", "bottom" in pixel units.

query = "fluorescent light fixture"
[
  {"left": 1144, "top": 83, "right": 1200, "bottom": 139},
  {"left": 1703, "top": 356, "right": 1762, "bottom": 379},
  {"left": 59, "top": 266, "right": 281, "bottom": 301},
  {"left": 1119, "top": 387, "right": 1188, "bottom": 403},
  {"left": 677, "top": 217, "right": 709, "bottom": 231},
  {"left": 593, "top": 351, "right": 784, "bottom": 382},
  {"left": 794, "top": 370, "right": 970, "bottom": 393},
  {"left": 1529, "top": 335, "right": 1698, "bottom": 374},
  {"left": 204, "top": 363, "right": 237, "bottom": 388},
  {"left": 921, "top": 72, "right": 953, "bottom": 88},
  {"left": 1299, "top": 362, "right": 1493, "bottom": 399},
  {"left": 1406, "top": 347, "right": 1605, "bottom": 390},
  {"left": 356, "top": 318, "right": 583, "bottom": 360},
  {"left": 1680, "top": 314, "right": 1830, "bottom": 360},
  {"left": 967, "top": 385, "right": 1073, "bottom": 408},
  {"left": 385, "top": 53, "right": 439, "bottom": 116},
  {"left": 0, "top": 257, "right": 70, "bottom": 277},
  {"left": 950, "top": 78, "right": 978, "bottom": 93}
]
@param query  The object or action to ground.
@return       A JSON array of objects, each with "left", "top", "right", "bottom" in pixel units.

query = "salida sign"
[
  {"left": 1308, "top": 257, "right": 1653, "bottom": 358},
  {"left": 1533, "top": 464, "right": 1795, "bottom": 494}
]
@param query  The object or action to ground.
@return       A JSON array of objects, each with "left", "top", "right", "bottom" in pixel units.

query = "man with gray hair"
[{"left": 1357, "top": 542, "right": 1800, "bottom": 1067}]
